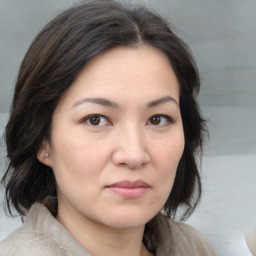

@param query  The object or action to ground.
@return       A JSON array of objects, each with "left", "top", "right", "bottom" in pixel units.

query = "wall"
[{"left": 1, "top": 1, "right": 256, "bottom": 255}]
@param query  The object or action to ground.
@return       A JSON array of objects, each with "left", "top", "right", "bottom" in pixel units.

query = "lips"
[{"left": 106, "top": 180, "right": 150, "bottom": 199}]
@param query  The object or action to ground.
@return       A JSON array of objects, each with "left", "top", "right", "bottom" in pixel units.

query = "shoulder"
[
  {"left": 0, "top": 226, "right": 58, "bottom": 256},
  {"left": 0, "top": 204, "right": 60, "bottom": 256},
  {"left": 169, "top": 221, "right": 217, "bottom": 256}
]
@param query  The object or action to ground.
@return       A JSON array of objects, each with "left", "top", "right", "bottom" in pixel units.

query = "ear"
[{"left": 37, "top": 140, "right": 52, "bottom": 167}]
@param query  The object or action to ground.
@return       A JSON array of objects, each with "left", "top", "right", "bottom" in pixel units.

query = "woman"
[{"left": 0, "top": 0, "right": 216, "bottom": 255}]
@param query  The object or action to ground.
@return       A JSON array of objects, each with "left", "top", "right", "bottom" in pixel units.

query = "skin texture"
[{"left": 38, "top": 46, "right": 185, "bottom": 256}]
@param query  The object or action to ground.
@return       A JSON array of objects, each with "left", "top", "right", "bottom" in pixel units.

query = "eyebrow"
[
  {"left": 72, "top": 97, "right": 120, "bottom": 108},
  {"left": 147, "top": 96, "right": 179, "bottom": 107},
  {"left": 72, "top": 95, "right": 179, "bottom": 108}
]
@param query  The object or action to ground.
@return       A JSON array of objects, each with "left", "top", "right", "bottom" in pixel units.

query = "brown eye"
[
  {"left": 148, "top": 115, "right": 173, "bottom": 126},
  {"left": 85, "top": 115, "right": 109, "bottom": 126},
  {"left": 149, "top": 116, "right": 161, "bottom": 125},
  {"left": 88, "top": 116, "right": 101, "bottom": 125}
]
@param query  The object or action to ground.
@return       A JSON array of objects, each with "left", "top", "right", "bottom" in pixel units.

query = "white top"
[{"left": 0, "top": 203, "right": 217, "bottom": 256}]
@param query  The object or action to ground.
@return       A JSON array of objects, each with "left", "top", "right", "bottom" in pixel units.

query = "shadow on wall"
[
  {"left": 245, "top": 227, "right": 256, "bottom": 256},
  {"left": 0, "top": 113, "right": 9, "bottom": 138}
]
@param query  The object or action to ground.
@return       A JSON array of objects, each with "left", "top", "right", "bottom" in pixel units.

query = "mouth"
[{"left": 105, "top": 180, "right": 150, "bottom": 199}]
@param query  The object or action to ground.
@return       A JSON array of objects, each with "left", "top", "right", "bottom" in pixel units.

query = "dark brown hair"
[{"left": 2, "top": 0, "right": 206, "bottom": 254}]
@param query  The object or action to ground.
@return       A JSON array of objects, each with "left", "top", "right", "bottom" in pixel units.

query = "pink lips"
[{"left": 106, "top": 180, "right": 150, "bottom": 199}]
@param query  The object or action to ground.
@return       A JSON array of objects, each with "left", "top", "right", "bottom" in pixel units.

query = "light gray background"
[{"left": 0, "top": 0, "right": 256, "bottom": 255}]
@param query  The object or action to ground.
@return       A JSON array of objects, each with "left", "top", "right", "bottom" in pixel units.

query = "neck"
[{"left": 57, "top": 204, "right": 153, "bottom": 256}]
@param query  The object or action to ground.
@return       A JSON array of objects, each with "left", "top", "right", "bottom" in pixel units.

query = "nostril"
[
  {"left": 111, "top": 129, "right": 150, "bottom": 168},
  {"left": 112, "top": 148, "right": 150, "bottom": 169}
]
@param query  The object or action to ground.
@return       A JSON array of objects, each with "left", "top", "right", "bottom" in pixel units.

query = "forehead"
[
  {"left": 57, "top": 46, "right": 180, "bottom": 108},
  {"left": 81, "top": 46, "right": 175, "bottom": 82}
]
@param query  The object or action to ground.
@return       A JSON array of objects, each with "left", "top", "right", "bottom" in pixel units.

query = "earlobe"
[
  {"left": 43, "top": 153, "right": 49, "bottom": 159},
  {"left": 37, "top": 142, "right": 51, "bottom": 167}
]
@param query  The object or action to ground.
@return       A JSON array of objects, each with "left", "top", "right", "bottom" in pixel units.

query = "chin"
[
  {"left": 107, "top": 220, "right": 147, "bottom": 230},
  {"left": 102, "top": 211, "right": 155, "bottom": 229}
]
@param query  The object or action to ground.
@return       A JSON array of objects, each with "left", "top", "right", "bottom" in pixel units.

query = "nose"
[{"left": 111, "top": 125, "right": 150, "bottom": 169}]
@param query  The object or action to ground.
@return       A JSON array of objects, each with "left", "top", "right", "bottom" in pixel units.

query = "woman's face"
[{"left": 39, "top": 46, "right": 184, "bottom": 230}]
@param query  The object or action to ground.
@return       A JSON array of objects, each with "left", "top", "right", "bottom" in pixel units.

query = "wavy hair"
[{"left": 1, "top": 0, "right": 207, "bottom": 254}]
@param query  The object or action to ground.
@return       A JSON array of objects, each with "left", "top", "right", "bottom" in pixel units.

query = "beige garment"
[{"left": 0, "top": 203, "right": 217, "bottom": 256}]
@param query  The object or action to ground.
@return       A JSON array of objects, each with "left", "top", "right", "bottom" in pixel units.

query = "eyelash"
[
  {"left": 148, "top": 114, "right": 174, "bottom": 126},
  {"left": 80, "top": 114, "right": 111, "bottom": 126},
  {"left": 80, "top": 114, "right": 174, "bottom": 127}
]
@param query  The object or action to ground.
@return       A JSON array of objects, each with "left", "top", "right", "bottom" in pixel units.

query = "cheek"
[
  {"left": 50, "top": 134, "right": 112, "bottom": 183},
  {"left": 156, "top": 134, "right": 184, "bottom": 169},
  {"left": 50, "top": 143, "right": 101, "bottom": 202},
  {"left": 153, "top": 133, "right": 184, "bottom": 191}
]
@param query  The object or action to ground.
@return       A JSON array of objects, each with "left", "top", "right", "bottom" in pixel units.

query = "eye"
[
  {"left": 83, "top": 114, "right": 110, "bottom": 126},
  {"left": 148, "top": 114, "right": 173, "bottom": 126}
]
